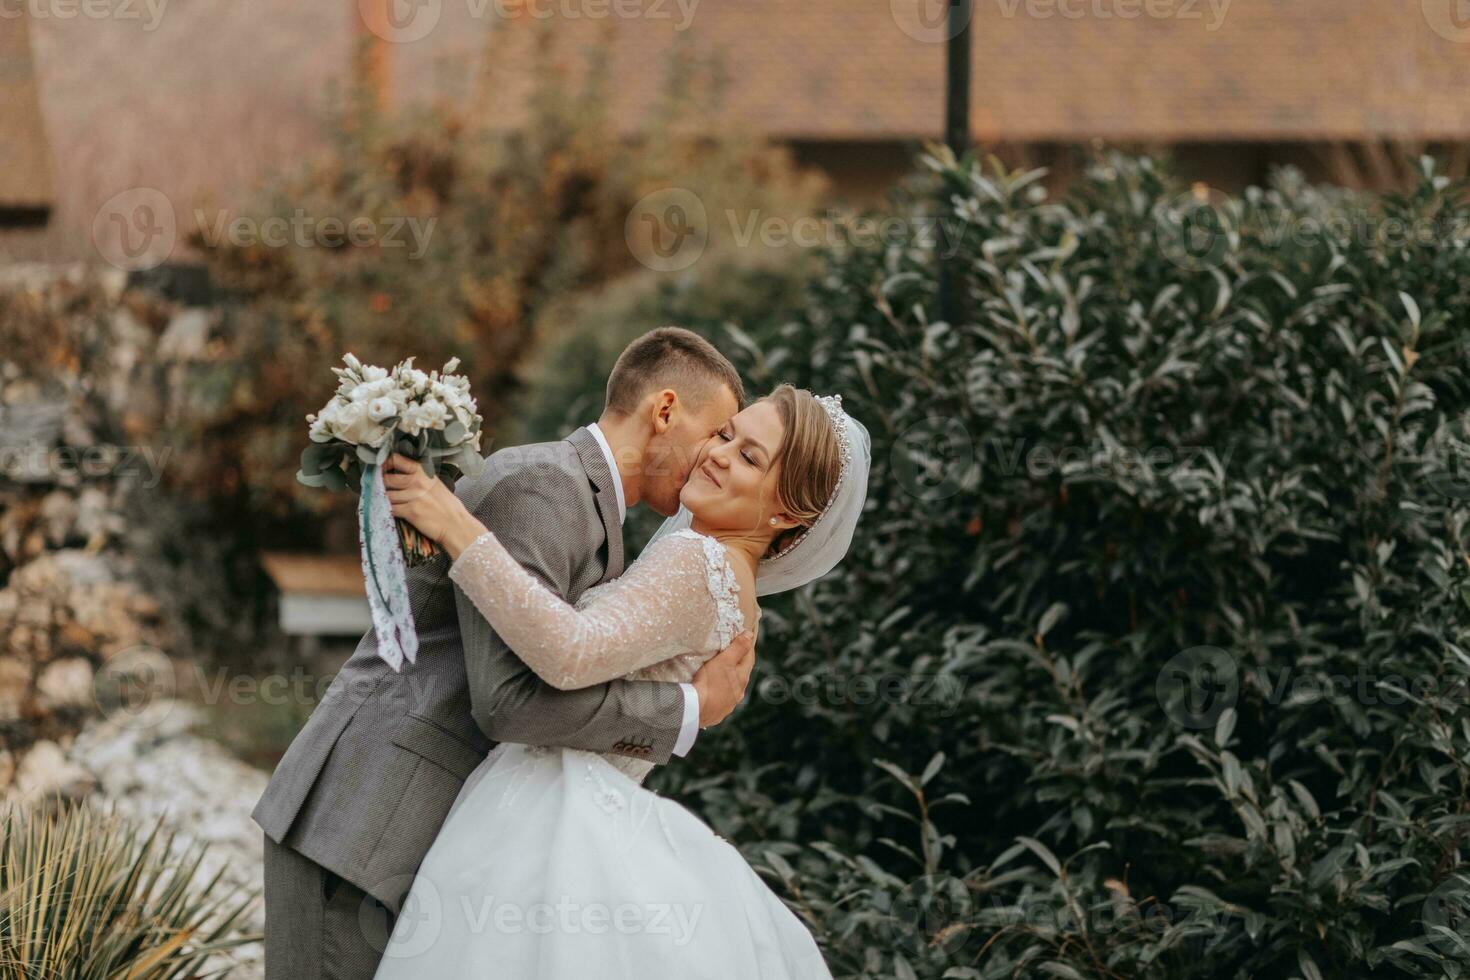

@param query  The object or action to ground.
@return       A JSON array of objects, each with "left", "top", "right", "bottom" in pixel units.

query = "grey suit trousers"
[{"left": 263, "top": 833, "right": 397, "bottom": 980}]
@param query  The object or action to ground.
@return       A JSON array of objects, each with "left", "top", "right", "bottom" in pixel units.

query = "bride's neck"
[{"left": 688, "top": 515, "right": 768, "bottom": 579}]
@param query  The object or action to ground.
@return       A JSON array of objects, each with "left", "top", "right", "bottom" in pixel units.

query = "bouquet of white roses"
[
  {"left": 298, "top": 354, "right": 485, "bottom": 565},
  {"left": 297, "top": 354, "right": 485, "bottom": 670}
]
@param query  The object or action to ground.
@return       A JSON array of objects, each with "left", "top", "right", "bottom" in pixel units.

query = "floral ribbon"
[{"left": 359, "top": 464, "right": 418, "bottom": 671}]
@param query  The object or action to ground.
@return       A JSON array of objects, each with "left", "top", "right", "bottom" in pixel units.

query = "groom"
[{"left": 253, "top": 327, "right": 756, "bottom": 979}]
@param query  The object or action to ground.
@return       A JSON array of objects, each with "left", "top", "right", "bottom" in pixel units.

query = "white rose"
[
  {"left": 402, "top": 400, "right": 448, "bottom": 434},
  {"left": 398, "top": 404, "right": 425, "bottom": 435},
  {"left": 351, "top": 378, "right": 395, "bottom": 402},
  {"left": 334, "top": 399, "right": 389, "bottom": 447},
  {"left": 367, "top": 397, "right": 397, "bottom": 422},
  {"left": 362, "top": 365, "right": 389, "bottom": 383}
]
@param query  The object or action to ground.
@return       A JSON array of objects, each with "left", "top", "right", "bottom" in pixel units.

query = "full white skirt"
[{"left": 373, "top": 744, "right": 832, "bottom": 979}]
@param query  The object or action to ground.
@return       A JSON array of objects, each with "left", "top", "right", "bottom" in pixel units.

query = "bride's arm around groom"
[{"left": 447, "top": 436, "right": 751, "bottom": 761}]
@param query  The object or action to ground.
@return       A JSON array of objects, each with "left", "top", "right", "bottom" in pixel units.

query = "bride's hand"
[{"left": 384, "top": 454, "right": 485, "bottom": 559}]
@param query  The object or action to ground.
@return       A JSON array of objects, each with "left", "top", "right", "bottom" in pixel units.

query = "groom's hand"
[{"left": 692, "top": 630, "right": 755, "bottom": 728}]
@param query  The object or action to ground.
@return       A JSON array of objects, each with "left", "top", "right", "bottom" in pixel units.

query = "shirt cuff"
[{"left": 672, "top": 683, "right": 700, "bottom": 757}]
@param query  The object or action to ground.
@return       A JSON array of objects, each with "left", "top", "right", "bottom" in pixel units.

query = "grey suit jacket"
[{"left": 251, "top": 428, "right": 685, "bottom": 912}]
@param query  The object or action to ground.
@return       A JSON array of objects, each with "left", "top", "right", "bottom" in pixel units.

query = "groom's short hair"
[{"left": 604, "top": 327, "right": 745, "bottom": 416}]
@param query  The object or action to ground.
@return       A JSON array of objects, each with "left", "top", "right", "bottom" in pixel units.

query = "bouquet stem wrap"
[
  {"left": 397, "top": 517, "right": 441, "bottom": 567},
  {"left": 360, "top": 464, "right": 419, "bottom": 671}
]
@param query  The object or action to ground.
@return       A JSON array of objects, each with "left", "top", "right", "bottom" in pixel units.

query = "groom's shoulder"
[
  {"left": 487, "top": 437, "right": 583, "bottom": 482},
  {"left": 464, "top": 436, "right": 589, "bottom": 505}
]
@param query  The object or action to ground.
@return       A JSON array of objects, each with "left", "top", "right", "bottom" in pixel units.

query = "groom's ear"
[{"left": 648, "top": 389, "right": 679, "bottom": 434}]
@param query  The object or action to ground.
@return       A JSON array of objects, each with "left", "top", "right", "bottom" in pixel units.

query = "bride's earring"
[{"left": 769, "top": 518, "right": 778, "bottom": 527}]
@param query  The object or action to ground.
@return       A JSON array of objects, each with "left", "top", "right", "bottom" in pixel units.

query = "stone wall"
[{"left": 1, "top": 263, "right": 267, "bottom": 972}]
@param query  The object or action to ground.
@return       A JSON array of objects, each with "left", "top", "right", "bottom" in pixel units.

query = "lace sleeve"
[{"left": 448, "top": 529, "right": 729, "bottom": 690}]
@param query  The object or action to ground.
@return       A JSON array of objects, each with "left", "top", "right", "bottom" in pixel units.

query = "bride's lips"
[{"left": 699, "top": 462, "right": 722, "bottom": 489}]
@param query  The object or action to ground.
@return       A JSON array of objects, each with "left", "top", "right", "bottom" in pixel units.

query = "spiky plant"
[{"left": 0, "top": 802, "right": 258, "bottom": 979}]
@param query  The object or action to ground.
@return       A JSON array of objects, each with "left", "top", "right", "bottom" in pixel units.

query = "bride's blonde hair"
[{"left": 762, "top": 384, "right": 843, "bottom": 557}]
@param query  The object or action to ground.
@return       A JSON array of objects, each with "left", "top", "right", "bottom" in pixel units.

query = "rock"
[
  {"left": 75, "top": 487, "right": 121, "bottom": 546},
  {"left": 39, "top": 490, "right": 79, "bottom": 546},
  {"left": 37, "top": 658, "right": 94, "bottom": 710},
  {"left": 13, "top": 740, "right": 97, "bottom": 803}
]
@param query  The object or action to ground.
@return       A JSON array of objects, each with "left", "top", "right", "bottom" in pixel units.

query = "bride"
[{"left": 376, "top": 384, "right": 869, "bottom": 978}]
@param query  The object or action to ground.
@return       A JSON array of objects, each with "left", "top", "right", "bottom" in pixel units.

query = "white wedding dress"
[{"left": 372, "top": 529, "right": 832, "bottom": 979}]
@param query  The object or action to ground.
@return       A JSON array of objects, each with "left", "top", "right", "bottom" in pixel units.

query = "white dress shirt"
[{"left": 587, "top": 422, "right": 700, "bottom": 757}]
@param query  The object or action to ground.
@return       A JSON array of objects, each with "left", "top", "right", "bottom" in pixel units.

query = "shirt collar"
[{"left": 585, "top": 422, "right": 627, "bottom": 526}]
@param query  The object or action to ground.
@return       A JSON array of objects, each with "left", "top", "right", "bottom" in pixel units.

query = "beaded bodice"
[{"left": 449, "top": 528, "right": 753, "bottom": 782}]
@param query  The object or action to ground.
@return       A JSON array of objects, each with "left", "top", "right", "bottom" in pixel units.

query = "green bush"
[{"left": 529, "top": 151, "right": 1470, "bottom": 977}]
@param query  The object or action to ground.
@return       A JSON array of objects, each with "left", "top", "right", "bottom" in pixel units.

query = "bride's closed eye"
[{"left": 717, "top": 427, "right": 762, "bottom": 467}]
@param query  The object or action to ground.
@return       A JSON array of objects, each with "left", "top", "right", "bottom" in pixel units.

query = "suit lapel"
[{"left": 567, "top": 427, "right": 625, "bottom": 585}]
